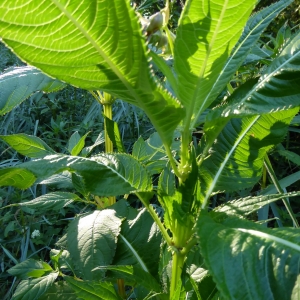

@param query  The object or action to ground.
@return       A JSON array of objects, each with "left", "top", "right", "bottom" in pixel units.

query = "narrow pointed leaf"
[
  {"left": 0, "top": 66, "right": 65, "bottom": 116},
  {"left": 0, "top": 134, "right": 55, "bottom": 158},
  {"left": 68, "top": 131, "right": 89, "bottom": 156},
  {"left": 65, "top": 209, "right": 122, "bottom": 280},
  {"left": 197, "top": 212, "right": 300, "bottom": 300},
  {"left": 0, "top": 0, "right": 184, "bottom": 145},
  {"left": 174, "top": 0, "right": 256, "bottom": 124},
  {"left": 16, "top": 192, "right": 80, "bottom": 213},
  {"left": 11, "top": 272, "right": 58, "bottom": 300},
  {"left": 199, "top": 108, "right": 298, "bottom": 206},
  {"left": 104, "top": 116, "right": 125, "bottom": 153},
  {"left": 65, "top": 277, "right": 121, "bottom": 300},
  {"left": 215, "top": 191, "right": 300, "bottom": 216},
  {"left": 208, "top": 31, "right": 300, "bottom": 120},
  {"left": 200, "top": 0, "right": 293, "bottom": 120},
  {"left": 0, "top": 153, "right": 152, "bottom": 195}
]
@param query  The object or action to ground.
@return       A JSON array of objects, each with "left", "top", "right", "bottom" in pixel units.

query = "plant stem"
[
  {"left": 117, "top": 279, "right": 126, "bottom": 299},
  {"left": 170, "top": 250, "right": 185, "bottom": 299}
]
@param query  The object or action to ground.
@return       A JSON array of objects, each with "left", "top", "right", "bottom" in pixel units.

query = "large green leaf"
[
  {"left": 11, "top": 272, "right": 58, "bottom": 300},
  {"left": 65, "top": 277, "right": 121, "bottom": 300},
  {"left": 208, "top": 30, "right": 300, "bottom": 120},
  {"left": 198, "top": 0, "right": 293, "bottom": 123},
  {"left": 197, "top": 212, "right": 300, "bottom": 300},
  {"left": 0, "top": 133, "right": 56, "bottom": 158},
  {"left": 0, "top": 153, "right": 152, "bottom": 195},
  {"left": 199, "top": 108, "right": 298, "bottom": 207},
  {"left": 0, "top": 0, "right": 184, "bottom": 145},
  {"left": 112, "top": 207, "right": 162, "bottom": 276},
  {"left": 64, "top": 209, "right": 122, "bottom": 280},
  {"left": 174, "top": 0, "right": 256, "bottom": 126},
  {"left": 39, "top": 281, "right": 77, "bottom": 300},
  {"left": 0, "top": 66, "right": 65, "bottom": 116}
]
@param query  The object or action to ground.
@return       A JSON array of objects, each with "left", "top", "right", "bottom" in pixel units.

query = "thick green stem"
[{"left": 170, "top": 250, "right": 185, "bottom": 299}]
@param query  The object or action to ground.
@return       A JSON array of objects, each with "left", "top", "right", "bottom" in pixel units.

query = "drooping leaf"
[
  {"left": 197, "top": 212, "right": 300, "bottom": 300},
  {"left": 112, "top": 207, "right": 162, "bottom": 276},
  {"left": 0, "top": 134, "right": 55, "bottom": 158},
  {"left": 0, "top": 66, "right": 65, "bottom": 116},
  {"left": 199, "top": 108, "right": 298, "bottom": 207},
  {"left": 0, "top": 153, "right": 152, "bottom": 195},
  {"left": 15, "top": 192, "right": 80, "bottom": 213},
  {"left": 11, "top": 272, "right": 58, "bottom": 300},
  {"left": 0, "top": 0, "right": 184, "bottom": 146},
  {"left": 65, "top": 277, "right": 121, "bottom": 300},
  {"left": 65, "top": 209, "right": 122, "bottom": 280},
  {"left": 81, "top": 131, "right": 105, "bottom": 157},
  {"left": 208, "top": 31, "right": 300, "bottom": 120},
  {"left": 8, "top": 259, "right": 53, "bottom": 279},
  {"left": 199, "top": 0, "right": 293, "bottom": 120},
  {"left": 174, "top": 0, "right": 257, "bottom": 126},
  {"left": 215, "top": 191, "right": 300, "bottom": 217}
]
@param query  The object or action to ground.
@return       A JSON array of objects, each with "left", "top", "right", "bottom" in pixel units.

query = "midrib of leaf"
[
  {"left": 192, "top": 4, "right": 283, "bottom": 128},
  {"left": 185, "top": 0, "right": 229, "bottom": 129},
  {"left": 119, "top": 233, "right": 149, "bottom": 273},
  {"left": 201, "top": 115, "right": 260, "bottom": 209},
  {"left": 50, "top": 0, "right": 142, "bottom": 102},
  {"left": 222, "top": 48, "right": 300, "bottom": 117},
  {"left": 236, "top": 228, "right": 300, "bottom": 252}
]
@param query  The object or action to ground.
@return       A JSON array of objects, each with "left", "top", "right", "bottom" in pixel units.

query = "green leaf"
[
  {"left": 132, "top": 132, "right": 180, "bottom": 175},
  {"left": 174, "top": 0, "right": 256, "bottom": 126},
  {"left": 65, "top": 276, "right": 121, "bottom": 300},
  {"left": 8, "top": 259, "right": 53, "bottom": 279},
  {"left": 112, "top": 207, "right": 162, "bottom": 276},
  {"left": 200, "top": 0, "right": 293, "bottom": 117},
  {"left": 208, "top": 31, "right": 300, "bottom": 120},
  {"left": 67, "top": 131, "right": 89, "bottom": 156},
  {"left": 0, "top": 0, "right": 184, "bottom": 146},
  {"left": 278, "top": 149, "right": 300, "bottom": 166},
  {"left": 11, "top": 272, "right": 58, "bottom": 300},
  {"left": 197, "top": 212, "right": 300, "bottom": 300},
  {"left": 0, "top": 134, "right": 55, "bottom": 158},
  {"left": 65, "top": 209, "right": 122, "bottom": 280},
  {"left": 39, "top": 281, "right": 77, "bottom": 300},
  {"left": 0, "top": 168, "right": 36, "bottom": 190},
  {"left": 0, "top": 153, "right": 152, "bottom": 195},
  {"left": 81, "top": 131, "right": 105, "bottom": 157},
  {"left": 16, "top": 192, "right": 80, "bottom": 213},
  {"left": 99, "top": 265, "right": 162, "bottom": 293},
  {"left": 199, "top": 108, "right": 298, "bottom": 207},
  {"left": 104, "top": 116, "right": 125, "bottom": 153},
  {"left": 215, "top": 191, "right": 300, "bottom": 217},
  {"left": 0, "top": 66, "right": 65, "bottom": 116}
]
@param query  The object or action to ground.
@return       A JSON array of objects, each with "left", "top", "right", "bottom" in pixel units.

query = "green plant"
[{"left": 1, "top": 0, "right": 300, "bottom": 299}]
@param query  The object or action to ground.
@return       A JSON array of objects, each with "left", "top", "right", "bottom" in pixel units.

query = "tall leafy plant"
[{"left": 1, "top": 0, "right": 300, "bottom": 299}]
